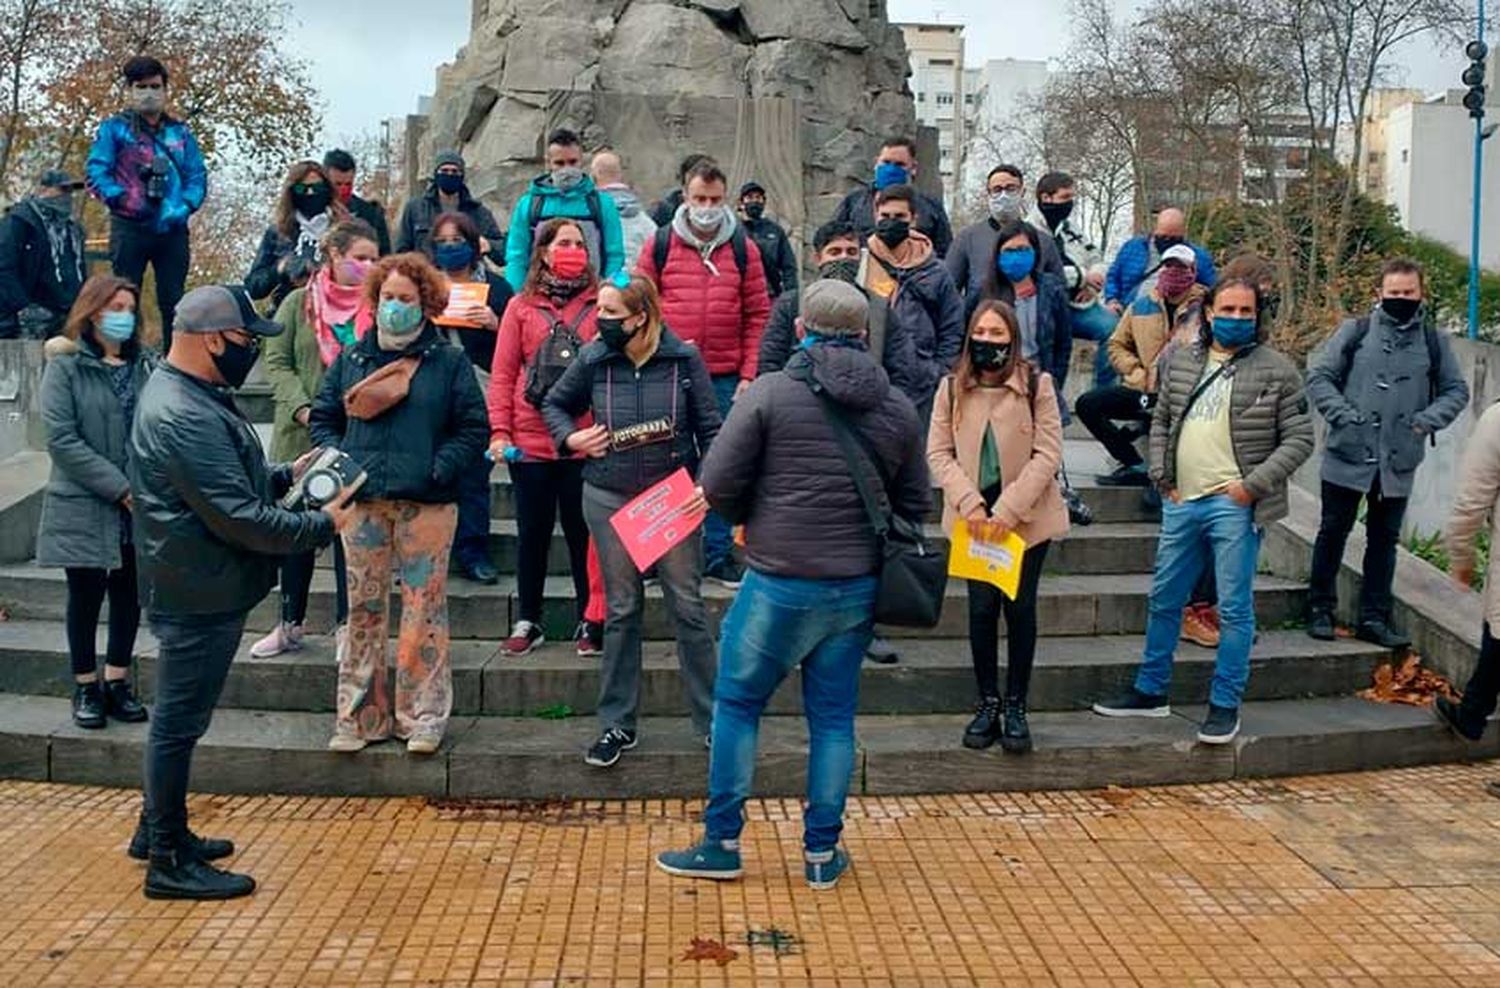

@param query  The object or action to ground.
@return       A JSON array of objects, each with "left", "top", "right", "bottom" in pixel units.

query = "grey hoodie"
[{"left": 600, "top": 183, "right": 656, "bottom": 267}]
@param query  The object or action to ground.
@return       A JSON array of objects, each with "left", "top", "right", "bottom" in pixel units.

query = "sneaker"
[
  {"left": 705, "top": 558, "right": 744, "bottom": 589},
  {"left": 1306, "top": 610, "right": 1337, "bottom": 641},
  {"left": 575, "top": 621, "right": 603, "bottom": 658},
  {"left": 1197, "top": 703, "right": 1241, "bottom": 744},
  {"left": 502, "top": 620, "right": 545, "bottom": 657},
  {"left": 962, "top": 696, "right": 1002, "bottom": 750},
  {"left": 1094, "top": 463, "right": 1150, "bottom": 487},
  {"left": 460, "top": 558, "right": 500, "bottom": 586},
  {"left": 585, "top": 727, "right": 638, "bottom": 767},
  {"left": 655, "top": 837, "right": 743, "bottom": 880},
  {"left": 406, "top": 732, "right": 442, "bottom": 755},
  {"left": 1180, "top": 605, "right": 1220, "bottom": 648},
  {"left": 327, "top": 731, "right": 367, "bottom": 753},
  {"left": 249, "top": 622, "right": 303, "bottom": 659},
  {"left": 104, "top": 678, "right": 149, "bottom": 723},
  {"left": 1434, "top": 695, "right": 1486, "bottom": 742},
  {"left": 128, "top": 816, "right": 233, "bottom": 863},
  {"left": 71, "top": 682, "right": 106, "bottom": 729},
  {"left": 804, "top": 848, "right": 851, "bottom": 890},
  {"left": 1092, "top": 688, "right": 1171, "bottom": 718},
  {"left": 1355, "top": 620, "right": 1411, "bottom": 650},
  {"left": 865, "top": 637, "right": 900, "bottom": 664}
]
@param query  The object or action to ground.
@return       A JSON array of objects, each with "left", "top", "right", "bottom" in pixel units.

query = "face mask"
[
  {"left": 129, "top": 87, "right": 165, "bottom": 115},
  {"left": 292, "top": 184, "right": 333, "bottom": 217},
  {"left": 873, "top": 161, "right": 910, "bottom": 190},
  {"left": 997, "top": 247, "right": 1036, "bottom": 282},
  {"left": 818, "top": 258, "right": 861, "bottom": 284},
  {"left": 688, "top": 205, "right": 724, "bottom": 230},
  {"left": 1157, "top": 265, "right": 1196, "bottom": 299},
  {"left": 968, "top": 338, "right": 1010, "bottom": 371},
  {"left": 549, "top": 244, "right": 589, "bottom": 279},
  {"left": 433, "top": 242, "right": 476, "bottom": 272},
  {"left": 211, "top": 335, "right": 260, "bottom": 389},
  {"left": 596, "top": 316, "right": 634, "bottom": 351},
  {"left": 875, "top": 217, "right": 909, "bottom": 248},
  {"left": 334, "top": 182, "right": 355, "bottom": 204},
  {"left": 335, "top": 258, "right": 372, "bottom": 285},
  {"left": 1154, "top": 235, "right": 1184, "bottom": 254},
  {"left": 988, "top": 190, "right": 1023, "bottom": 223},
  {"left": 377, "top": 299, "right": 424, "bottom": 336},
  {"left": 552, "top": 166, "right": 584, "bottom": 192},
  {"left": 1211, "top": 315, "right": 1257, "bottom": 348},
  {"left": 743, "top": 202, "right": 765, "bottom": 221},
  {"left": 1381, "top": 296, "right": 1422, "bottom": 325},
  {"left": 1038, "top": 200, "right": 1074, "bottom": 229},
  {"left": 34, "top": 193, "right": 72, "bottom": 216},
  {"left": 97, "top": 310, "right": 136, "bottom": 343},
  {"left": 435, "top": 171, "right": 464, "bottom": 195}
]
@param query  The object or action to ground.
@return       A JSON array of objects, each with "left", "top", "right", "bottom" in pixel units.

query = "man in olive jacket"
[
  {"left": 129, "top": 285, "right": 353, "bottom": 901},
  {"left": 1093, "top": 277, "right": 1313, "bottom": 745},
  {"left": 1304, "top": 257, "right": 1468, "bottom": 648}
]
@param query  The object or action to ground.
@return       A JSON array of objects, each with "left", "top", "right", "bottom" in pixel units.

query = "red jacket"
[
  {"left": 487, "top": 289, "right": 598, "bottom": 460},
  {"left": 636, "top": 228, "right": 772, "bottom": 378}
]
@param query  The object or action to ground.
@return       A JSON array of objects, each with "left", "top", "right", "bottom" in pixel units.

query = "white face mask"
[
  {"left": 688, "top": 204, "right": 725, "bottom": 230},
  {"left": 988, "top": 190, "right": 1023, "bottom": 223},
  {"left": 552, "top": 166, "right": 584, "bottom": 191},
  {"left": 129, "top": 87, "right": 165, "bottom": 115}
]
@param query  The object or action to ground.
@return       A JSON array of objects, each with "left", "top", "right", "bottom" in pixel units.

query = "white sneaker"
[
  {"left": 327, "top": 732, "right": 367, "bottom": 753},
  {"left": 407, "top": 733, "right": 442, "bottom": 755},
  {"left": 250, "top": 622, "right": 303, "bottom": 658}
]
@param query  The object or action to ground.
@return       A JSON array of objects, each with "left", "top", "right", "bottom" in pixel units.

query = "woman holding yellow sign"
[{"left": 928, "top": 299, "right": 1069, "bottom": 753}]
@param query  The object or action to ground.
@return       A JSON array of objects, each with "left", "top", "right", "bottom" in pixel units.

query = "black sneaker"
[
  {"left": 962, "top": 696, "right": 1002, "bottom": 749},
  {"left": 584, "top": 727, "right": 638, "bottom": 767},
  {"left": 128, "top": 815, "right": 234, "bottom": 862},
  {"left": 865, "top": 637, "right": 899, "bottom": 665},
  {"left": 1355, "top": 620, "right": 1410, "bottom": 650},
  {"left": 1197, "top": 703, "right": 1241, "bottom": 744},
  {"left": 72, "top": 682, "right": 106, "bottom": 729},
  {"left": 1000, "top": 697, "right": 1033, "bottom": 755},
  {"left": 461, "top": 558, "right": 500, "bottom": 586},
  {"left": 705, "top": 558, "right": 744, "bottom": 589},
  {"left": 1094, "top": 464, "right": 1150, "bottom": 487},
  {"left": 1306, "top": 610, "right": 1336, "bottom": 641},
  {"left": 144, "top": 851, "right": 255, "bottom": 900},
  {"left": 1092, "top": 688, "right": 1170, "bottom": 718},
  {"left": 1433, "top": 696, "right": 1486, "bottom": 742},
  {"left": 104, "top": 679, "right": 149, "bottom": 723}
]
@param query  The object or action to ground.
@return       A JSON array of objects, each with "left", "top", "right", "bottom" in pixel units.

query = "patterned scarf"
[
  {"left": 306, "top": 267, "right": 372, "bottom": 367},
  {"left": 539, "top": 268, "right": 591, "bottom": 306}
]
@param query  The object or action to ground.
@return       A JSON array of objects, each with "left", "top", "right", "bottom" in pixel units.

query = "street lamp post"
[{"left": 1466, "top": 3, "right": 1489, "bottom": 339}]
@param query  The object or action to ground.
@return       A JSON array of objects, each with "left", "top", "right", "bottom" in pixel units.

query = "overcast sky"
[{"left": 285, "top": 0, "right": 1478, "bottom": 144}]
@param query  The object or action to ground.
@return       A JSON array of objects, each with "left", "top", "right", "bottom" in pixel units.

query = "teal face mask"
[
  {"left": 97, "top": 310, "right": 136, "bottom": 343},
  {"left": 1211, "top": 315, "right": 1257, "bottom": 348},
  {"left": 377, "top": 299, "right": 423, "bottom": 335}
]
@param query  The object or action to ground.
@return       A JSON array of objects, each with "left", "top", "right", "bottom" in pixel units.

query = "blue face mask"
[
  {"left": 873, "top": 161, "right": 910, "bottom": 190},
  {"left": 433, "top": 242, "right": 475, "bottom": 272},
  {"left": 97, "top": 310, "right": 136, "bottom": 343},
  {"left": 377, "top": 299, "right": 424, "bottom": 336},
  {"left": 1211, "top": 315, "right": 1258, "bottom": 348},
  {"left": 997, "top": 247, "right": 1036, "bottom": 283}
]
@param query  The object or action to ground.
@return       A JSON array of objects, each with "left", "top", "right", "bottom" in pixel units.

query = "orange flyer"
[
  {"left": 608, "top": 468, "right": 706, "bottom": 572},
  {"left": 433, "top": 281, "right": 489, "bottom": 328}
]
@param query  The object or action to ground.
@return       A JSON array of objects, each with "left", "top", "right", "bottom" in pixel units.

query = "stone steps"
[
  {"left": 0, "top": 620, "right": 1390, "bottom": 716},
  {"left": 1, "top": 693, "right": 1489, "bottom": 800},
  {"left": 0, "top": 564, "right": 1310, "bottom": 641}
]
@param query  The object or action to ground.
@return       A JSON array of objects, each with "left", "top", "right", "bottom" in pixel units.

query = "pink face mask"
[
  {"left": 1157, "top": 264, "right": 1196, "bottom": 299},
  {"left": 335, "top": 259, "right": 373, "bottom": 286}
]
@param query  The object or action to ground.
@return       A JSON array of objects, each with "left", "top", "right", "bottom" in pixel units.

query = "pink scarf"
[{"left": 307, "top": 267, "right": 372, "bottom": 367}]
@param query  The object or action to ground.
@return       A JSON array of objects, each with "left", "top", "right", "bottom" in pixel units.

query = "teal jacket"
[{"left": 504, "top": 175, "right": 625, "bottom": 290}]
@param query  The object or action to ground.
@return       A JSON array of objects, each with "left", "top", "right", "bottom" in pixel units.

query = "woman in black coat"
[{"left": 245, "top": 159, "right": 351, "bottom": 309}]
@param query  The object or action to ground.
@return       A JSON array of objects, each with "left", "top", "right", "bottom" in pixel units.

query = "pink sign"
[{"left": 609, "top": 468, "right": 707, "bottom": 572}]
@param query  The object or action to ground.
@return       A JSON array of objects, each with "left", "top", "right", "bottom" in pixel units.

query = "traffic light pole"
[{"left": 1470, "top": 0, "right": 1487, "bottom": 340}]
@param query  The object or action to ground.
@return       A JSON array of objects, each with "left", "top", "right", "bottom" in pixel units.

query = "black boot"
[
  {"left": 1001, "top": 697, "right": 1034, "bottom": 754},
  {"left": 144, "top": 849, "right": 255, "bottom": 901},
  {"left": 128, "top": 812, "right": 234, "bottom": 862},
  {"left": 104, "top": 678, "right": 149, "bottom": 723},
  {"left": 1306, "top": 610, "right": 1336, "bottom": 641},
  {"left": 962, "top": 696, "right": 1002, "bottom": 750},
  {"left": 72, "top": 682, "right": 106, "bottom": 729},
  {"left": 1356, "top": 619, "right": 1411, "bottom": 650}
]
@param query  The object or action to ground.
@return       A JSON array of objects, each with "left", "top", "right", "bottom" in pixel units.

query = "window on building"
[
  {"left": 1401, "top": 149, "right": 1409, "bottom": 163},
  {"left": 917, "top": 92, "right": 925, "bottom": 103},
  {"left": 936, "top": 92, "right": 954, "bottom": 106},
  {"left": 964, "top": 93, "right": 976, "bottom": 105},
  {"left": 930, "top": 58, "right": 954, "bottom": 66}
]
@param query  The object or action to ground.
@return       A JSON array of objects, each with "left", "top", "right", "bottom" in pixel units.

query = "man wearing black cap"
[
  {"left": 128, "top": 284, "right": 355, "bottom": 900},
  {"left": 737, "top": 181, "right": 798, "bottom": 300},
  {"left": 0, "top": 169, "right": 88, "bottom": 339},
  {"left": 395, "top": 150, "right": 505, "bottom": 265}
]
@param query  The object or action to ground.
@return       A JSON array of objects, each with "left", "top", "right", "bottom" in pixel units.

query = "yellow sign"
[{"left": 948, "top": 522, "right": 1028, "bottom": 599}]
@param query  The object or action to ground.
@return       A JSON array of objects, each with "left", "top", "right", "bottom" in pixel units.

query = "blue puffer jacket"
[
  {"left": 1104, "top": 235, "right": 1216, "bottom": 308},
  {"left": 85, "top": 112, "right": 206, "bottom": 234}
]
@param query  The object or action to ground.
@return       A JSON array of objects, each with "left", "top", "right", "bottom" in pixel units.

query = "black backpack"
[
  {"left": 650, "top": 224, "right": 749, "bottom": 277},
  {"left": 523, "top": 306, "right": 592, "bottom": 408}
]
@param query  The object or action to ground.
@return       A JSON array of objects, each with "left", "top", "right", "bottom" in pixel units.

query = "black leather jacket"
[{"left": 129, "top": 364, "right": 335, "bottom": 616}]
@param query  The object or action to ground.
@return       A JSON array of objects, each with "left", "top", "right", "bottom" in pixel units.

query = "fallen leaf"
[
  {"left": 1357, "top": 653, "right": 1460, "bottom": 706},
  {"left": 682, "top": 937, "right": 737, "bottom": 966},
  {"left": 1098, "top": 785, "right": 1137, "bottom": 809}
]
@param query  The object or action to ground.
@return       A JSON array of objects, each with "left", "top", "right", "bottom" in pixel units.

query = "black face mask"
[
  {"left": 211, "top": 334, "right": 260, "bottom": 389},
  {"left": 1381, "top": 296, "right": 1422, "bottom": 325},
  {"left": 293, "top": 186, "right": 333, "bottom": 216},
  {"left": 818, "top": 258, "right": 861, "bottom": 284},
  {"left": 743, "top": 202, "right": 765, "bottom": 221},
  {"left": 1038, "top": 200, "right": 1074, "bottom": 230},
  {"left": 1154, "top": 235, "right": 1184, "bottom": 253},
  {"left": 875, "top": 217, "right": 910, "bottom": 249},
  {"left": 597, "top": 316, "right": 634, "bottom": 351},
  {"left": 968, "top": 339, "right": 1010, "bottom": 371},
  {"left": 435, "top": 172, "right": 464, "bottom": 195}
]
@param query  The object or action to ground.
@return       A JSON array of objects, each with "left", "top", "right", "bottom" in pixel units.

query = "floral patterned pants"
[{"left": 337, "top": 500, "right": 458, "bottom": 741}]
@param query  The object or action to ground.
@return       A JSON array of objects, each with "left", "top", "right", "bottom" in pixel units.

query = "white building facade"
[{"left": 899, "top": 23, "right": 966, "bottom": 213}]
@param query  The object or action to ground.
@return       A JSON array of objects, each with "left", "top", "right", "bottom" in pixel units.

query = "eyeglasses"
[{"left": 291, "top": 182, "right": 325, "bottom": 195}]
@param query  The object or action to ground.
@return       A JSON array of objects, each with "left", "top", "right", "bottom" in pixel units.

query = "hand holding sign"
[{"left": 609, "top": 468, "right": 708, "bottom": 572}]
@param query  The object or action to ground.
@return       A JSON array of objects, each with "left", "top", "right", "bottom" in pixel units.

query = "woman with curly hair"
[{"left": 309, "top": 252, "right": 490, "bottom": 754}]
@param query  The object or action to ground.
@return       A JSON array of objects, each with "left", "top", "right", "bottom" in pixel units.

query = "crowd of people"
[{"left": 16, "top": 54, "right": 1500, "bottom": 902}]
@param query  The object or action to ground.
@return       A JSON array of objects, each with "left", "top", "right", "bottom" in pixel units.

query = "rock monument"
[{"left": 415, "top": 0, "right": 923, "bottom": 252}]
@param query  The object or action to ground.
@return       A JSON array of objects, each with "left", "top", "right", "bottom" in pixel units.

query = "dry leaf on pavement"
[
  {"left": 1357, "top": 654, "right": 1459, "bottom": 706},
  {"left": 682, "top": 937, "right": 738, "bottom": 966}
]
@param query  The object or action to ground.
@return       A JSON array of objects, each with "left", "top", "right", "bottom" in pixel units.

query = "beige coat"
[
  {"left": 1107, "top": 283, "right": 1207, "bottom": 391},
  {"left": 927, "top": 365, "right": 1070, "bottom": 546},
  {"left": 1446, "top": 401, "right": 1500, "bottom": 629}
]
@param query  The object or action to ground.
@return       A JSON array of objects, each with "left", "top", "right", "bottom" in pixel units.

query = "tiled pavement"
[{"left": 2, "top": 762, "right": 1500, "bottom": 986}]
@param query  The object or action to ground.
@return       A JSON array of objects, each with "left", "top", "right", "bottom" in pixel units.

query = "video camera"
[{"left": 280, "top": 448, "right": 366, "bottom": 511}]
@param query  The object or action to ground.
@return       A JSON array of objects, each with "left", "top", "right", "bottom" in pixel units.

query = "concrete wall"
[{"left": 0, "top": 342, "right": 46, "bottom": 463}]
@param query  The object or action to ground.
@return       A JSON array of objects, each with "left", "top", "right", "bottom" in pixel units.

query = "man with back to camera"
[{"left": 127, "top": 284, "right": 355, "bottom": 900}]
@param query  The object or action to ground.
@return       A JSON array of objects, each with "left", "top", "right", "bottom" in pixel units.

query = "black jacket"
[
  {"left": 648, "top": 189, "right": 684, "bottom": 229},
  {"left": 742, "top": 217, "right": 798, "bottom": 299},
  {"left": 129, "top": 364, "right": 335, "bottom": 616},
  {"left": 347, "top": 193, "right": 391, "bottom": 255},
  {"left": 245, "top": 226, "right": 315, "bottom": 309},
  {"left": 395, "top": 185, "right": 504, "bottom": 265},
  {"left": 757, "top": 288, "right": 917, "bottom": 405},
  {"left": 0, "top": 197, "right": 86, "bottom": 337},
  {"left": 445, "top": 271, "right": 513, "bottom": 372},
  {"left": 309, "top": 325, "right": 489, "bottom": 504},
  {"left": 542, "top": 328, "right": 721, "bottom": 495},
  {"left": 833, "top": 185, "right": 954, "bottom": 258},
  {"left": 702, "top": 344, "right": 929, "bottom": 579}
]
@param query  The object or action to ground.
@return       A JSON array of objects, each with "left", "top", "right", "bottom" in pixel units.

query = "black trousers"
[
  {"left": 64, "top": 553, "right": 140, "bottom": 677},
  {"left": 509, "top": 459, "right": 591, "bottom": 624},
  {"left": 109, "top": 218, "right": 190, "bottom": 350},
  {"left": 967, "top": 540, "right": 1051, "bottom": 701},
  {"left": 278, "top": 539, "right": 347, "bottom": 626},
  {"left": 1075, "top": 385, "right": 1153, "bottom": 467},
  {"left": 143, "top": 609, "right": 246, "bottom": 856},
  {"left": 1458, "top": 624, "right": 1500, "bottom": 732},
  {"left": 1308, "top": 477, "right": 1407, "bottom": 624}
]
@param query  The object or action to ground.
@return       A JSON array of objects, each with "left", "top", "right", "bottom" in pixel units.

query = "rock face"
[{"left": 418, "top": 0, "right": 917, "bottom": 255}]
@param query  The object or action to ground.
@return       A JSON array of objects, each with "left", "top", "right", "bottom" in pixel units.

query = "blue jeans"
[
  {"left": 703, "top": 570, "right": 877, "bottom": 853},
  {"left": 1135, "top": 494, "right": 1261, "bottom": 708},
  {"left": 704, "top": 374, "right": 740, "bottom": 569},
  {"left": 1070, "top": 302, "right": 1119, "bottom": 389}
]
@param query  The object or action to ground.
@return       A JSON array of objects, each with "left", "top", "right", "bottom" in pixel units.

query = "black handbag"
[{"left": 800, "top": 377, "right": 948, "bottom": 628}]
